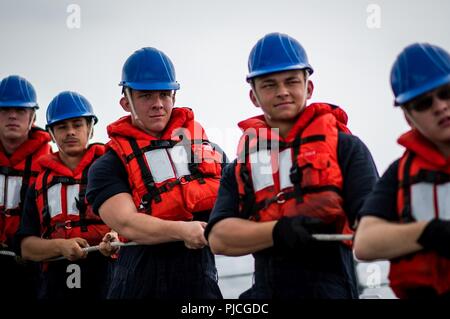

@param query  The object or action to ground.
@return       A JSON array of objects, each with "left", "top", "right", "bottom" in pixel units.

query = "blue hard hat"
[
  {"left": 246, "top": 32, "right": 314, "bottom": 82},
  {"left": 391, "top": 43, "right": 450, "bottom": 106},
  {"left": 119, "top": 47, "right": 180, "bottom": 91},
  {"left": 46, "top": 91, "right": 98, "bottom": 128},
  {"left": 0, "top": 75, "right": 38, "bottom": 108}
]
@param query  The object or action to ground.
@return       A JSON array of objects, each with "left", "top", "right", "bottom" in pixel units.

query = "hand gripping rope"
[{"left": 0, "top": 234, "right": 354, "bottom": 262}]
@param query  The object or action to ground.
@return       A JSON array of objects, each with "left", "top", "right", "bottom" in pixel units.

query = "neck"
[
  {"left": 264, "top": 117, "right": 296, "bottom": 139},
  {"left": 277, "top": 123, "right": 294, "bottom": 139},
  {"left": 0, "top": 135, "right": 28, "bottom": 156},
  {"left": 435, "top": 142, "right": 450, "bottom": 159},
  {"left": 58, "top": 151, "right": 84, "bottom": 171},
  {"left": 131, "top": 118, "right": 163, "bottom": 138}
]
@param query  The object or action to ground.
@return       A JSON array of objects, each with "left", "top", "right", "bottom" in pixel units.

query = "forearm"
[
  {"left": 354, "top": 216, "right": 427, "bottom": 260},
  {"left": 116, "top": 213, "right": 188, "bottom": 245},
  {"left": 99, "top": 193, "right": 187, "bottom": 245},
  {"left": 208, "top": 218, "right": 276, "bottom": 256},
  {"left": 21, "top": 236, "right": 64, "bottom": 261}
]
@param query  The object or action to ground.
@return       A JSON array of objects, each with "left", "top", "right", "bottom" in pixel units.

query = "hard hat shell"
[
  {"left": 119, "top": 47, "right": 180, "bottom": 91},
  {"left": 46, "top": 91, "right": 98, "bottom": 128},
  {"left": 0, "top": 75, "right": 39, "bottom": 108},
  {"left": 247, "top": 32, "right": 314, "bottom": 82},
  {"left": 391, "top": 43, "right": 450, "bottom": 106}
]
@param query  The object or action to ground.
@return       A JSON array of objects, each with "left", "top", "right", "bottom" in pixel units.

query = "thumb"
[{"left": 75, "top": 237, "right": 89, "bottom": 248}]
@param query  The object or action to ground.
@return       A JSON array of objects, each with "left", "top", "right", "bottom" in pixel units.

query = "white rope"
[
  {"left": 0, "top": 249, "right": 17, "bottom": 257},
  {"left": 312, "top": 234, "right": 354, "bottom": 241},
  {"left": 47, "top": 241, "right": 138, "bottom": 262},
  {"left": 2, "top": 235, "right": 353, "bottom": 261}
]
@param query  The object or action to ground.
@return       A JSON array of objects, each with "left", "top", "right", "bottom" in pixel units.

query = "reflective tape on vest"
[
  {"left": 0, "top": 174, "right": 23, "bottom": 209},
  {"left": 249, "top": 149, "right": 295, "bottom": 192},
  {"left": 168, "top": 145, "right": 191, "bottom": 177},
  {"left": 437, "top": 183, "right": 450, "bottom": 220},
  {"left": 144, "top": 145, "right": 191, "bottom": 183},
  {"left": 279, "top": 149, "right": 294, "bottom": 190},
  {"left": 46, "top": 183, "right": 81, "bottom": 218},
  {"left": 66, "top": 184, "right": 80, "bottom": 215},
  {"left": 411, "top": 182, "right": 450, "bottom": 221},
  {"left": 250, "top": 150, "right": 274, "bottom": 192}
]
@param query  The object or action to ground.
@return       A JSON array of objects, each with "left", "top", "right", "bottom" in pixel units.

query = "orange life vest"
[
  {"left": 107, "top": 107, "right": 223, "bottom": 221},
  {"left": 235, "top": 103, "right": 353, "bottom": 243},
  {"left": 0, "top": 127, "right": 51, "bottom": 246},
  {"left": 389, "top": 129, "right": 450, "bottom": 298},
  {"left": 35, "top": 144, "right": 108, "bottom": 245}
]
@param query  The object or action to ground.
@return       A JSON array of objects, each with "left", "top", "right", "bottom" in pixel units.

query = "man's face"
[
  {"left": 121, "top": 89, "right": 175, "bottom": 137},
  {"left": 51, "top": 117, "right": 90, "bottom": 157},
  {"left": 250, "top": 70, "right": 313, "bottom": 126},
  {"left": 403, "top": 83, "right": 450, "bottom": 146},
  {"left": 0, "top": 107, "right": 34, "bottom": 141}
]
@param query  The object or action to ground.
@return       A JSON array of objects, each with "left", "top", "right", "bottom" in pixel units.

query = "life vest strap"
[
  {"left": 139, "top": 172, "right": 206, "bottom": 211},
  {"left": 43, "top": 219, "right": 105, "bottom": 238},
  {"left": 128, "top": 138, "right": 213, "bottom": 213},
  {"left": 254, "top": 185, "right": 342, "bottom": 213},
  {"left": 125, "top": 139, "right": 210, "bottom": 162},
  {"left": 0, "top": 165, "right": 38, "bottom": 177},
  {"left": 243, "top": 134, "right": 326, "bottom": 155},
  {"left": 400, "top": 153, "right": 416, "bottom": 223},
  {"left": 399, "top": 169, "right": 450, "bottom": 188},
  {"left": 41, "top": 169, "right": 52, "bottom": 237}
]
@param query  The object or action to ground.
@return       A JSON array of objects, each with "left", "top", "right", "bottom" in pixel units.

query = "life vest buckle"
[
  {"left": 276, "top": 192, "right": 286, "bottom": 204},
  {"left": 178, "top": 176, "right": 189, "bottom": 185},
  {"left": 64, "top": 220, "right": 73, "bottom": 230}
]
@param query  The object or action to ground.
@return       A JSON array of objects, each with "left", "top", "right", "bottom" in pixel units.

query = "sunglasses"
[{"left": 405, "top": 85, "right": 450, "bottom": 112}]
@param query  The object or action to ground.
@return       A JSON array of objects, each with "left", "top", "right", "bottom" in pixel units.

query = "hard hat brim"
[
  {"left": 246, "top": 64, "right": 314, "bottom": 82},
  {"left": 0, "top": 101, "right": 39, "bottom": 108},
  {"left": 394, "top": 74, "right": 450, "bottom": 106},
  {"left": 47, "top": 113, "right": 98, "bottom": 127},
  {"left": 119, "top": 81, "right": 180, "bottom": 91}
]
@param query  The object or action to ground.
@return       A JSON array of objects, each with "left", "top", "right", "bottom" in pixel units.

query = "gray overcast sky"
[{"left": 1, "top": 0, "right": 449, "bottom": 173}]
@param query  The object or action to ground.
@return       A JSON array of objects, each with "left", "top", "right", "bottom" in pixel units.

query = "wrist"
[{"left": 53, "top": 238, "right": 65, "bottom": 255}]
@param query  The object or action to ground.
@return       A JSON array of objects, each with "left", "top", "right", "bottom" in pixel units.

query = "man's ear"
[
  {"left": 120, "top": 96, "right": 131, "bottom": 112},
  {"left": 250, "top": 89, "right": 260, "bottom": 108},
  {"left": 306, "top": 80, "right": 314, "bottom": 100}
]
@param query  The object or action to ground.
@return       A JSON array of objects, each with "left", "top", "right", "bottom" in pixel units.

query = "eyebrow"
[
  {"left": 260, "top": 78, "right": 277, "bottom": 84},
  {"left": 285, "top": 76, "right": 301, "bottom": 81},
  {"left": 260, "top": 75, "right": 302, "bottom": 83}
]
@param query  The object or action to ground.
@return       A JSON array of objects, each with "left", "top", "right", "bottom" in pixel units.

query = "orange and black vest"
[
  {"left": 0, "top": 127, "right": 51, "bottom": 246},
  {"left": 107, "top": 107, "right": 223, "bottom": 221},
  {"left": 235, "top": 103, "right": 353, "bottom": 243},
  {"left": 35, "top": 144, "right": 108, "bottom": 245},
  {"left": 390, "top": 129, "right": 450, "bottom": 298}
]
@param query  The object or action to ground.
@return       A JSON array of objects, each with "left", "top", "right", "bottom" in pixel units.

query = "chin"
[
  {"left": 149, "top": 125, "right": 166, "bottom": 134},
  {"left": 4, "top": 131, "right": 26, "bottom": 139},
  {"left": 62, "top": 147, "right": 85, "bottom": 156}
]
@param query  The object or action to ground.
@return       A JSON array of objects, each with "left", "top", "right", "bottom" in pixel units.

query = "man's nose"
[{"left": 276, "top": 84, "right": 289, "bottom": 97}]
